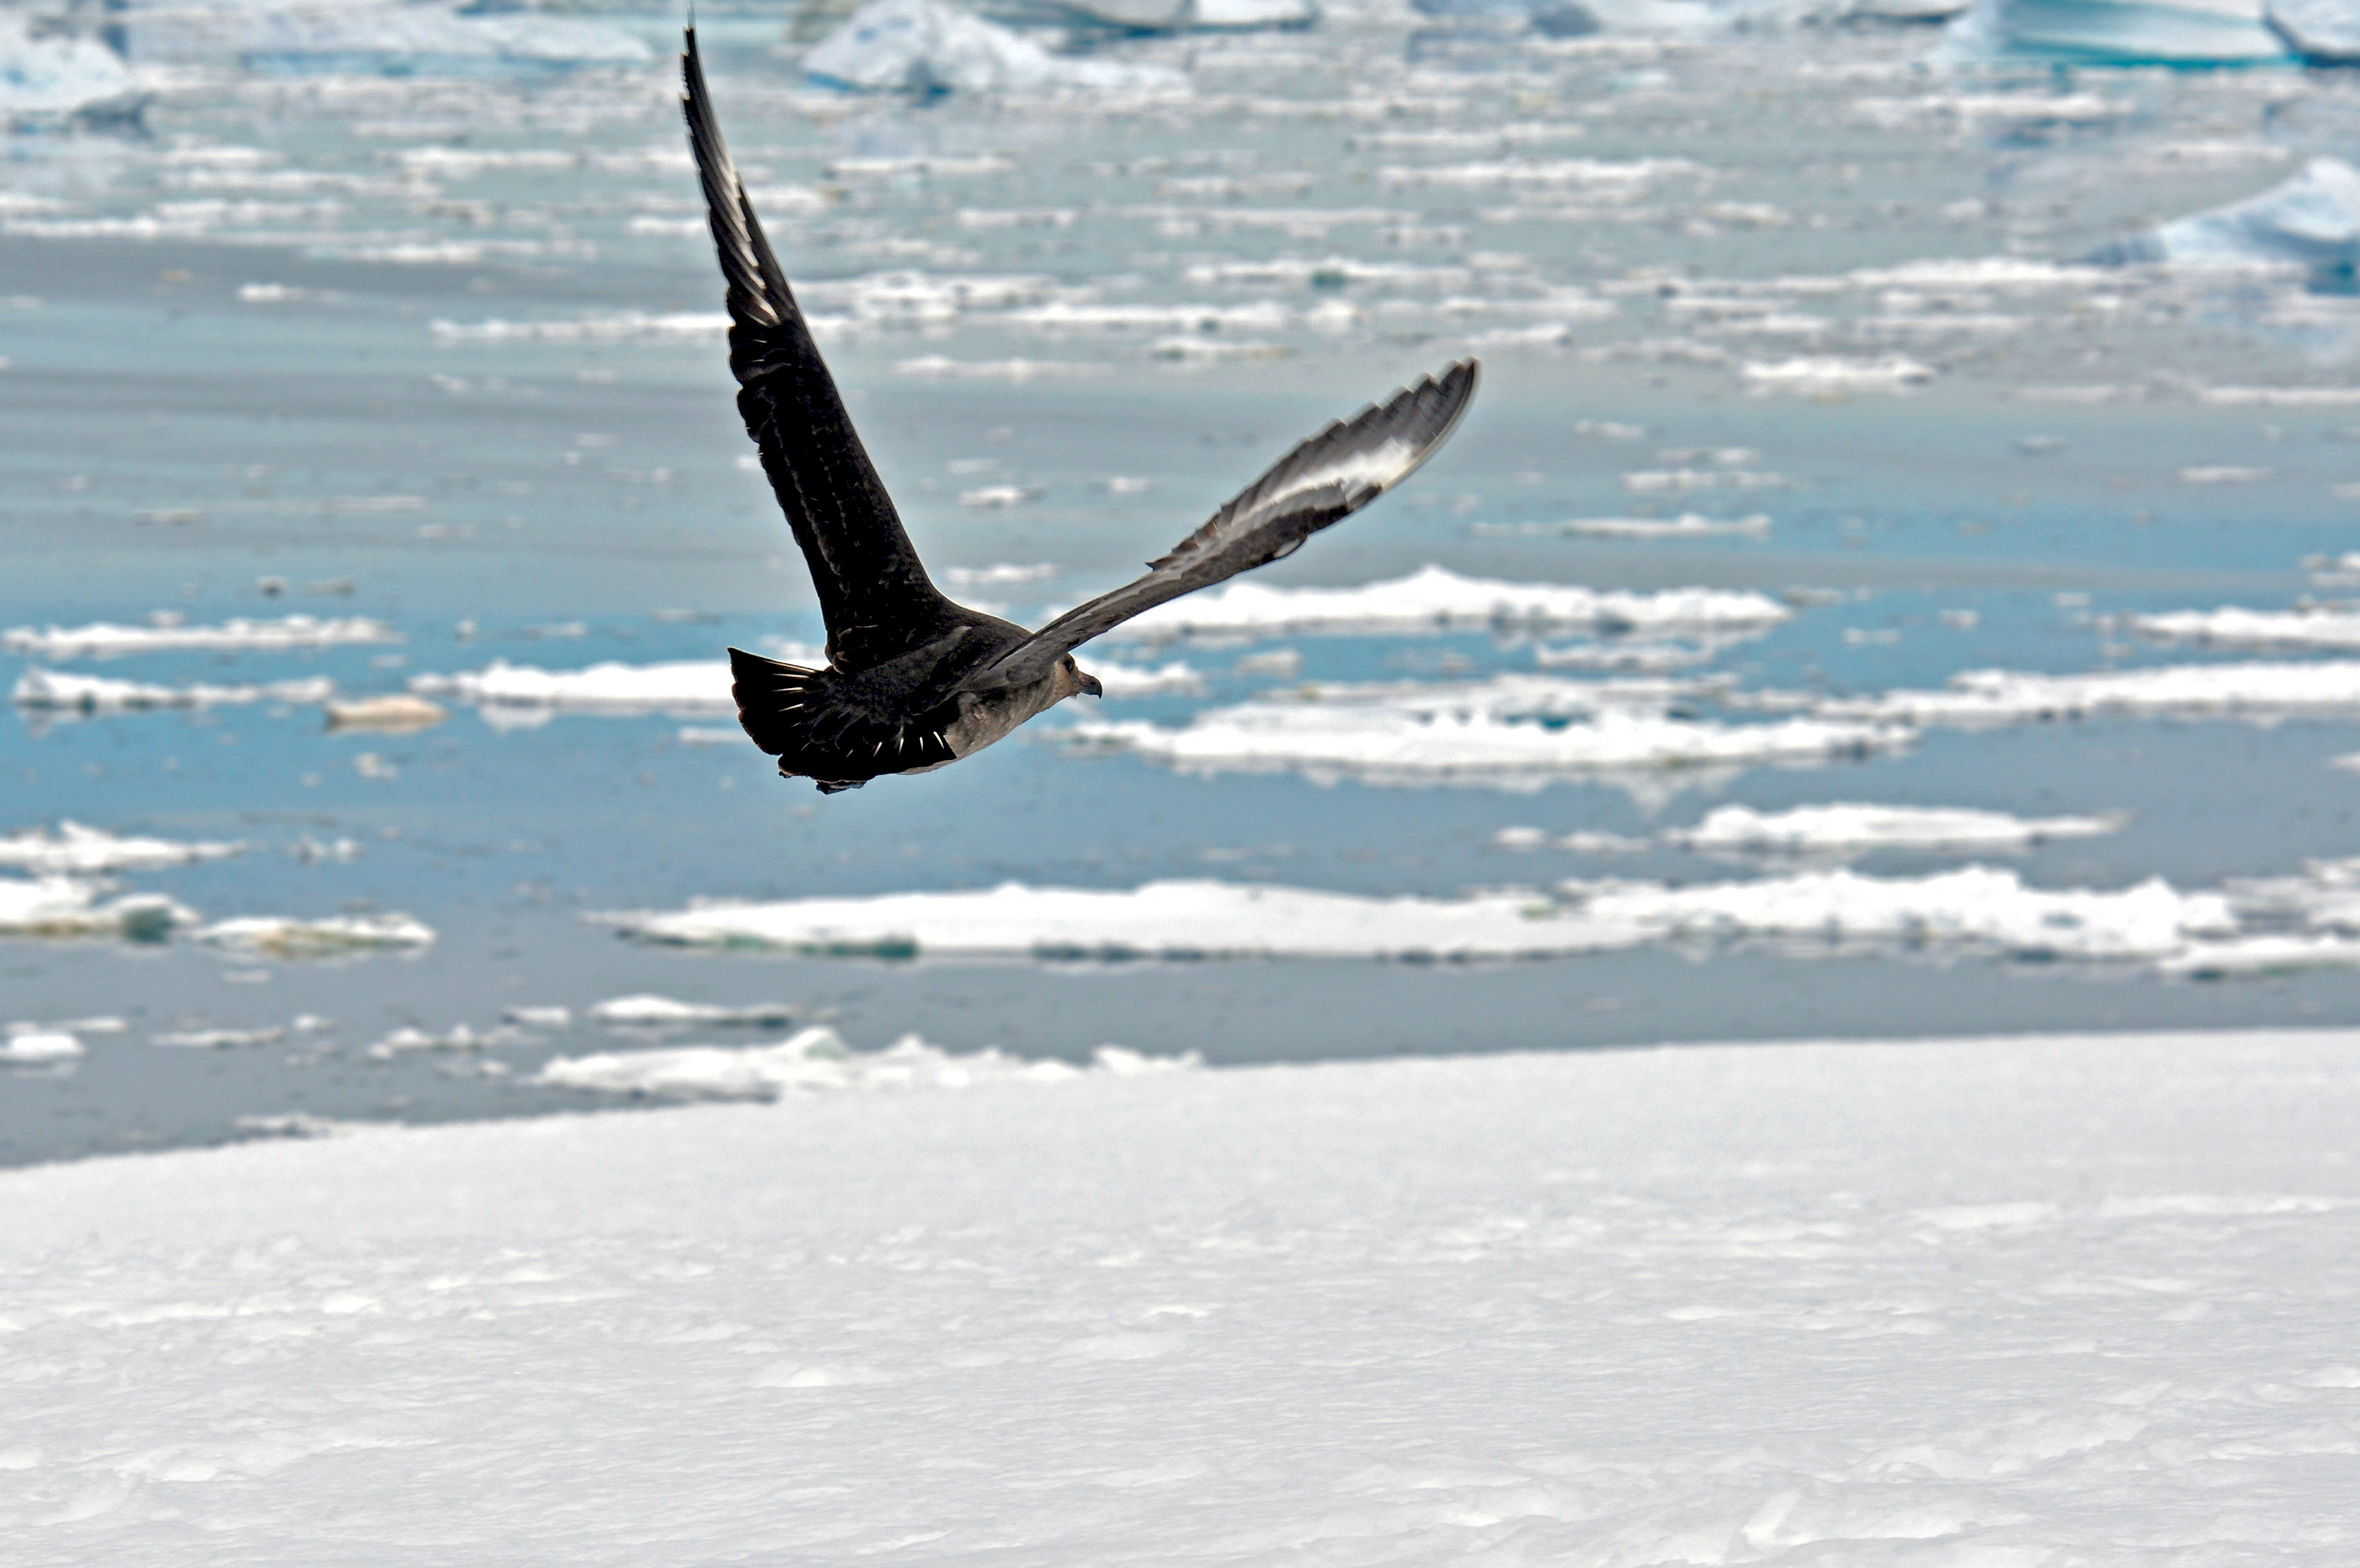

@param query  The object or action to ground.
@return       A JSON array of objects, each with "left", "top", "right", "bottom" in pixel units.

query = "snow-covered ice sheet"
[
  {"left": 0, "top": 822, "right": 241, "bottom": 875},
  {"left": 4, "top": 615, "right": 396, "bottom": 660},
  {"left": 2, "top": 1032, "right": 2354, "bottom": 1564},
  {"left": 1670, "top": 802, "right": 2124, "bottom": 855},
  {"left": 1105, "top": 564, "right": 1790, "bottom": 639}
]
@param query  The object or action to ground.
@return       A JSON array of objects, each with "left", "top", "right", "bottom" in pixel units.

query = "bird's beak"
[{"left": 1078, "top": 671, "right": 1103, "bottom": 698}]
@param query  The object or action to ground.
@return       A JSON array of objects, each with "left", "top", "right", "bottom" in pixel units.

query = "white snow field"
[{"left": 2, "top": 1031, "right": 2356, "bottom": 1564}]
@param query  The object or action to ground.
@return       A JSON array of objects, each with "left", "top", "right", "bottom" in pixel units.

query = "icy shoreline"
[{"left": 1, "top": 1030, "right": 2353, "bottom": 1563}]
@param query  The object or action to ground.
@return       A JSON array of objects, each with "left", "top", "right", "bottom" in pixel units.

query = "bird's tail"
[
  {"left": 726, "top": 647, "right": 955, "bottom": 793},
  {"left": 728, "top": 646, "right": 823, "bottom": 760}
]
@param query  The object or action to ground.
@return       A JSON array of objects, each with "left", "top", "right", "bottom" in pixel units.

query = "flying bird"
[{"left": 682, "top": 30, "right": 1477, "bottom": 793}]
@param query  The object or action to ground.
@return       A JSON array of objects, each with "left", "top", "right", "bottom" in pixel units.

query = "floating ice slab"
[
  {"left": 2132, "top": 605, "right": 2360, "bottom": 649},
  {"left": 1943, "top": 0, "right": 2290, "bottom": 63},
  {"left": 538, "top": 1028, "right": 1186, "bottom": 1101},
  {"left": 326, "top": 694, "right": 447, "bottom": 732},
  {"left": 0, "top": 877, "right": 189, "bottom": 942},
  {"left": 1048, "top": 0, "right": 1318, "bottom": 29},
  {"left": 0, "top": 15, "right": 141, "bottom": 122},
  {"left": 0, "top": 1029, "right": 81, "bottom": 1065},
  {"left": 589, "top": 995, "right": 805, "bottom": 1029},
  {"left": 1484, "top": 512, "right": 1772, "bottom": 539},
  {"left": 12, "top": 668, "right": 336, "bottom": 714},
  {"left": 1106, "top": 564, "right": 1790, "bottom": 640},
  {"left": 804, "top": 0, "right": 1186, "bottom": 94},
  {"left": 0, "top": 821, "right": 242, "bottom": 876},
  {"left": 193, "top": 913, "right": 435, "bottom": 959},
  {"left": 4, "top": 615, "right": 396, "bottom": 659},
  {"left": 1825, "top": 659, "right": 2360, "bottom": 726},
  {"left": 1741, "top": 355, "right": 1934, "bottom": 394},
  {"left": 1669, "top": 802, "right": 2124, "bottom": 855},
  {"left": 121, "top": 3, "right": 652, "bottom": 73},
  {"left": 413, "top": 659, "right": 750, "bottom": 714},
  {"left": 1088, "top": 659, "right": 1205, "bottom": 697},
  {"left": 2093, "top": 159, "right": 2360, "bottom": 271}
]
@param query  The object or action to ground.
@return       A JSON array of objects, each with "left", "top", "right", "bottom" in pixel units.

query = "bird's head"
[{"left": 1055, "top": 655, "right": 1103, "bottom": 701}]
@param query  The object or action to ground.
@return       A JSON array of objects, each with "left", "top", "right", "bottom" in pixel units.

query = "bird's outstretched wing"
[
  {"left": 967, "top": 360, "right": 1478, "bottom": 691},
  {"left": 683, "top": 29, "right": 963, "bottom": 671}
]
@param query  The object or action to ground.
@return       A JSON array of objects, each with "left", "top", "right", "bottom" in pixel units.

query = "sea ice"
[
  {"left": 1822, "top": 659, "right": 2360, "bottom": 726},
  {"left": 0, "top": 1029, "right": 80, "bottom": 1064},
  {"left": 4, "top": 615, "right": 396, "bottom": 659},
  {"left": 0, "top": 822, "right": 242, "bottom": 875},
  {"left": 12, "top": 668, "right": 336, "bottom": 714},
  {"left": 0, "top": 14, "right": 141, "bottom": 123},
  {"left": 1105, "top": 564, "right": 1790, "bottom": 639},
  {"left": 411, "top": 659, "right": 739, "bottom": 714},
  {"left": 589, "top": 995, "right": 805, "bottom": 1028},
  {"left": 192, "top": 913, "right": 435, "bottom": 959},
  {"left": 326, "top": 695, "right": 448, "bottom": 732},
  {"left": 537, "top": 1029, "right": 1184, "bottom": 1101},
  {"left": 1669, "top": 802, "right": 2124, "bottom": 855},
  {"left": 1740, "top": 354, "right": 1935, "bottom": 394},
  {"left": 1088, "top": 660, "right": 1205, "bottom": 697},
  {"left": 0, "top": 877, "right": 190, "bottom": 941},
  {"left": 3, "top": 1033, "right": 2356, "bottom": 1560},
  {"left": 803, "top": 0, "right": 1187, "bottom": 94},
  {"left": 2091, "top": 159, "right": 2360, "bottom": 272},
  {"left": 1484, "top": 512, "right": 1772, "bottom": 539},
  {"left": 2268, "top": 0, "right": 2360, "bottom": 59},
  {"left": 1049, "top": 0, "right": 1319, "bottom": 29},
  {"left": 1943, "top": 0, "right": 2290, "bottom": 63},
  {"left": 119, "top": 2, "right": 652, "bottom": 73},
  {"left": 2131, "top": 604, "right": 2360, "bottom": 650}
]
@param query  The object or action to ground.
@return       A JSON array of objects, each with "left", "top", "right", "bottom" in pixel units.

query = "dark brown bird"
[{"left": 684, "top": 30, "right": 1478, "bottom": 793}]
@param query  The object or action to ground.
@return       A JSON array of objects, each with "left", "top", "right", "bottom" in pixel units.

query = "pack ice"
[
  {"left": 0, "top": 13, "right": 140, "bottom": 122},
  {"left": 803, "top": 0, "right": 1186, "bottom": 94},
  {"left": 1943, "top": 0, "right": 2290, "bottom": 63},
  {"left": 2090, "top": 158, "right": 2360, "bottom": 273},
  {"left": 116, "top": 1, "right": 652, "bottom": 73}
]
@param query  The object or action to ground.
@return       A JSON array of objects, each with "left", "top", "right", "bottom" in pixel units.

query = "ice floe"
[
  {"left": 538, "top": 1028, "right": 1189, "bottom": 1101},
  {"left": 589, "top": 995, "right": 805, "bottom": 1029},
  {"left": 2092, "top": 159, "right": 2360, "bottom": 272},
  {"left": 0, "top": 822, "right": 242, "bottom": 876},
  {"left": 1105, "top": 565, "right": 1789, "bottom": 640},
  {"left": 1821, "top": 660, "right": 2360, "bottom": 726},
  {"left": 119, "top": 3, "right": 653, "bottom": 74},
  {"left": 12, "top": 668, "right": 336, "bottom": 715},
  {"left": 1052, "top": 0, "right": 1319, "bottom": 29},
  {"left": 1479, "top": 513, "right": 1772, "bottom": 539},
  {"left": 0, "top": 1029, "right": 82, "bottom": 1065},
  {"left": 803, "top": 0, "right": 1186, "bottom": 94},
  {"left": 0, "top": 14, "right": 143, "bottom": 125},
  {"left": 1741, "top": 355, "right": 1935, "bottom": 394},
  {"left": 2130, "top": 605, "right": 2360, "bottom": 651},
  {"left": 4, "top": 615, "right": 397, "bottom": 659},
  {"left": 0, "top": 877, "right": 189, "bottom": 942},
  {"left": 325, "top": 694, "right": 447, "bottom": 731},
  {"left": 192, "top": 913, "right": 435, "bottom": 959},
  {"left": 1668, "top": 802, "right": 2124, "bottom": 855},
  {"left": 411, "top": 659, "right": 736, "bottom": 715},
  {"left": 1944, "top": 0, "right": 2290, "bottom": 63}
]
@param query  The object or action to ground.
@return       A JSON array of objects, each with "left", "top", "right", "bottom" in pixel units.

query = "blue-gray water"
[{"left": 10, "top": 10, "right": 2360, "bottom": 1163}]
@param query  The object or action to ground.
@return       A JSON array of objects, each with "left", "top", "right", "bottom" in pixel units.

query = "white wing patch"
[{"left": 1276, "top": 438, "right": 1420, "bottom": 507}]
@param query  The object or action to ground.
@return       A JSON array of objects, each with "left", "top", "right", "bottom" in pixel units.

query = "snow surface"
[
  {"left": 191, "top": 913, "right": 435, "bottom": 959},
  {"left": 1105, "top": 565, "right": 1791, "bottom": 639},
  {"left": 2, "top": 1031, "right": 2356, "bottom": 1563},
  {"left": 0, "top": 822, "right": 242, "bottom": 876},
  {"left": 12, "top": 669, "right": 335, "bottom": 713},
  {"left": 2095, "top": 158, "right": 2360, "bottom": 271},
  {"left": 803, "top": 0, "right": 1186, "bottom": 95},
  {"left": 3, "top": 616, "right": 396, "bottom": 660},
  {"left": 1670, "top": 802, "right": 2124, "bottom": 855}
]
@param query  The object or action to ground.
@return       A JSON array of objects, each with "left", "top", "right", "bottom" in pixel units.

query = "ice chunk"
[
  {"left": 326, "top": 695, "right": 447, "bottom": 732},
  {"left": 0, "top": 877, "right": 191, "bottom": 941},
  {"left": 2268, "top": 0, "right": 2360, "bottom": 60},
  {"left": 120, "top": 4, "right": 653, "bottom": 74},
  {"left": 1824, "top": 660, "right": 2360, "bottom": 726},
  {"left": 1669, "top": 803, "right": 2123, "bottom": 855},
  {"left": 2091, "top": 159, "right": 2360, "bottom": 272},
  {"left": 0, "top": 1030, "right": 81, "bottom": 1065},
  {"left": 4, "top": 615, "right": 396, "bottom": 659},
  {"left": 537, "top": 1029, "right": 1185, "bottom": 1101},
  {"left": 13, "top": 668, "right": 335, "bottom": 714},
  {"left": 193, "top": 913, "right": 435, "bottom": 959},
  {"left": 0, "top": 14, "right": 143, "bottom": 123},
  {"left": 589, "top": 996, "right": 805, "bottom": 1029},
  {"left": 1481, "top": 513, "right": 1772, "bottom": 540},
  {"left": 408, "top": 658, "right": 818, "bottom": 715},
  {"left": 1105, "top": 565, "right": 1790, "bottom": 640},
  {"left": 1088, "top": 660, "right": 1206, "bottom": 697},
  {"left": 1943, "top": 0, "right": 2290, "bottom": 63},
  {"left": 0, "top": 822, "right": 242, "bottom": 876},
  {"left": 1741, "top": 356, "right": 1934, "bottom": 394},
  {"left": 2132, "top": 605, "right": 2360, "bottom": 649},
  {"left": 803, "top": 0, "right": 1186, "bottom": 95},
  {"left": 1048, "top": 0, "right": 1318, "bottom": 29}
]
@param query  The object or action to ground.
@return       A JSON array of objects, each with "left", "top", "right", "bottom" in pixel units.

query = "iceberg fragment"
[
  {"left": 0, "top": 822, "right": 243, "bottom": 876},
  {"left": 0, "top": 877, "right": 191, "bottom": 942},
  {"left": 804, "top": 0, "right": 1185, "bottom": 94},
  {"left": 0, "top": 14, "right": 144, "bottom": 125},
  {"left": 12, "top": 669, "right": 335, "bottom": 714},
  {"left": 1104, "top": 565, "right": 1790, "bottom": 639},
  {"left": 4, "top": 614, "right": 396, "bottom": 659},
  {"left": 119, "top": 3, "right": 653, "bottom": 75},
  {"left": 1943, "top": 0, "right": 2290, "bottom": 64},
  {"left": 2090, "top": 159, "right": 2360, "bottom": 273}
]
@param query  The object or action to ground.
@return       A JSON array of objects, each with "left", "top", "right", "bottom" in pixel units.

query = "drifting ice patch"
[
  {"left": 2269, "top": 0, "right": 2360, "bottom": 61},
  {"left": 4, "top": 615, "right": 396, "bottom": 660},
  {"left": 120, "top": 3, "right": 653, "bottom": 73},
  {"left": 803, "top": 0, "right": 1187, "bottom": 95},
  {"left": 0, "top": 877, "right": 189, "bottom": 942},
  {"left": 0, "top": 1030, "right": 82, "bottom": 1066},
  {"left": 0, "top": 822, "right": 243, "bottom": 876},
  {"left": 2131, "top": 605, "right": 2360, "bottom": 651},
  {"left": 193, "top": 913, "right": 435, "bottom": 959},
  {"left": 1822, "top": 660, "right": 2360, "bottom": 726},
  {"left": 1669, "top": 803, "right": 2124, "bottom": 856},
  {"left": 1479, "top": 513, "right": 1773, "bottom": 540},
  {"left": 1943, "top": 0, "right": 2289, "bottom": 63},
  {"left": 1741, "top": 356, "right": 1935, "bottom": 394},
  {"left": 0, "top": 15, "right": 141, "bottom": 122},
  {"left": 590, "top": 995, "right": 805, "bottom": 1029},
  {"left": 2092, "top": 159, "right": 2360, "bottom": 271},
  {"left": 414, "top": 659, "right": 740, "bottom": 715},
  {"left": 13, "top": 668, "right": 335, "bottom": 714},
  {"left": 538, "top": 1028, "right": 1192, "bottom": 1101},
  {"left": 1107, "top": 564, "right": 1790, "bottom": 639}
]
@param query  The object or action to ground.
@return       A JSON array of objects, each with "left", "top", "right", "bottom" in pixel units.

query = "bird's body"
[{"left": 682, "top": 30, "right": 1476, "bottom": 793}]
